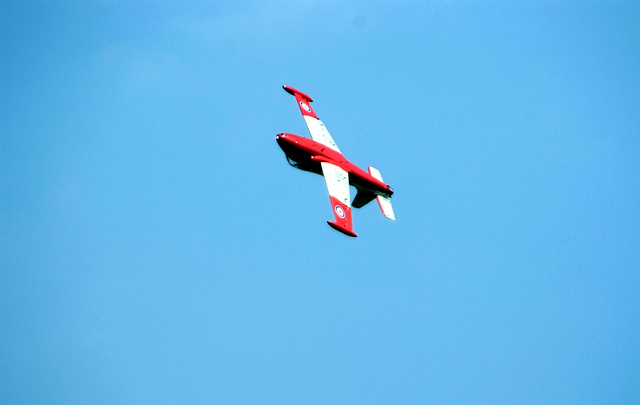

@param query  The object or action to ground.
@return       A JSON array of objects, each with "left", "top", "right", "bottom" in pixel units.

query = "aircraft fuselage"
[{"left": 276, "top": 133, "right": 394, "bottom": 197}]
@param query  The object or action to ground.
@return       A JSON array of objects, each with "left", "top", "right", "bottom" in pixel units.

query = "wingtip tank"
[
  {"left": 282, "top": 85, "right": 313, "bottom": 102},
  {"left": 327, "top": 221, "right": 358, "bottom": 237}
]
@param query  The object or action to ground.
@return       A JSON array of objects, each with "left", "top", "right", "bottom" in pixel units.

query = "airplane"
[{"left": 276, "top": 85, "right": 395, "bottom": 237}]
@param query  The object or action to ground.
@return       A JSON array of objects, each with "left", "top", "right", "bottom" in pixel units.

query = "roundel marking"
[
  {"left": 335, "top": 205, "right": 345, "bottom": 218},
  {"left": 300, "top": 101, "right": 311, "bottom": 113}
]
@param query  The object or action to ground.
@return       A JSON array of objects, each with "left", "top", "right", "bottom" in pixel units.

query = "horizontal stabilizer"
[
  {"left": 368, "top": 167, "right": 395, "bottom": 220},
  {"left": 376, "top": 194, "right": 395, "bottom": 220}
]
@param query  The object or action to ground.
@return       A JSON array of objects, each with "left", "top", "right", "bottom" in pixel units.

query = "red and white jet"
[{"left": 276, "top": 85, "right": 395, "bottom": 237}]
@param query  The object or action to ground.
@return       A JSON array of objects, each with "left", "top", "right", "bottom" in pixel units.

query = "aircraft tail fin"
[
  {"left": 352, "top": 189, "right": 376, "bottom": 209},
  {"left": 368, "top": 167, "right": 396, "bottom": 220}
]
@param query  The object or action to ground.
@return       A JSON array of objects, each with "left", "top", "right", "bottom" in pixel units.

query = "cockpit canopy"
[{"left": 287, "top": 156, "right": 300, "bottom": 168}]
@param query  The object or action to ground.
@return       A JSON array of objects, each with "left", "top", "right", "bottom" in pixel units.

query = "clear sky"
[{"left": 2, "top": 1, "right": 639, "bottom": 403}]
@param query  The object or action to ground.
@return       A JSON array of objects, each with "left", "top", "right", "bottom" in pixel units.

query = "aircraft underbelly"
[
  {"left": 277, "top": 139, "right": 322, "bottom": 175},
  {"left": 349, "top": 172, "right": 388, "bottom": 195}
]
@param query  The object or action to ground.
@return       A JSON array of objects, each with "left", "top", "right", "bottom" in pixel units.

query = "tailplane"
[{"left": 368, "top": 167, "right": 396, "bottom": 220}]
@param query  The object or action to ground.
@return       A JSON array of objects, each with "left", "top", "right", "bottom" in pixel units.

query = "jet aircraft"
[{"left": 276, "top": 85, "right": 395, "bottom": 237}]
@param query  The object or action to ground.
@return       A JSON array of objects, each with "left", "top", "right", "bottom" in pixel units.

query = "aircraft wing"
[
  {"left": 320, "top": 162, "right": 356, "bottom": 237},
  {"left": 283, "top": 85, "right": 341, "bottom": 152}
]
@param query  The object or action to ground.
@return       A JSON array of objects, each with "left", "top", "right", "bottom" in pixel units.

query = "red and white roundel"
[
  {"left": 300, "top": 101, "right": 311, "bottom": 113},
  {"left": 334, "top": 205, "right": 345, "bottom": 218}
]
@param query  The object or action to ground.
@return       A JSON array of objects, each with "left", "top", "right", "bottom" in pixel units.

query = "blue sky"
[{"left": 1, "top": 1, "right": 639, "bottom": 403}]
